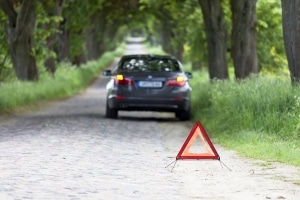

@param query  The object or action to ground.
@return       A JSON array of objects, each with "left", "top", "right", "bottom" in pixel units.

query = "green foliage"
[
  {"left": 256, "top": 0, "right": 287, "bottom": 73},
  {"left": 147, "top": 38, "right": 298, "bottom": 166},
  {"left": 145, "top": 42, "right": 168, "bottom": 55},
  {"left": 63, "top": 1, "right": 90, "bottom": 59},
  {"left": 140, "top": 0, "right": 203, "bottom": 60},
  {"left": 182, "top": 0, "right": 207, "bottom": 64},
  {"left": 34, "top": 2, "right": 63, "bottom": 62},
  {"left": 191, "top": 73, "right": 300, "bottom": 166},
  {"left": 0, "top": 10, "right": 14, "bottom": 82},
  {"left": 0, "top": 0, "right": 287, "bottom": 81},
  {"left": 0, "top": 46, "right": 124, "bottom": 112}
]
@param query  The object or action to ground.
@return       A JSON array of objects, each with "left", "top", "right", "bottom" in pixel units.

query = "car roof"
[{"left": 120, "top": 54, "right": 178, "bottom": 60}]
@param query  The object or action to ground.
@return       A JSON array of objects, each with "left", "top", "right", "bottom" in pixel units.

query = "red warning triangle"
[{"left": 176, "top": 121, "right": 220, "bottom": 160}]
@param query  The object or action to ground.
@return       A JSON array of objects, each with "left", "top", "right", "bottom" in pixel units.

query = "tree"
[
  {"left": 281, "top": 0, "right": 300, "bottom": 84},
  {"left": 40, "top": 0, "right": 65, "bottom": 74},
  {"left": 85, "top": 12, "right": 106, "bottom": 60},
  {"left": 198, "top": 0, "right": 229, "bottom": 80},
  {"left": 0, "top": 0, "right": 38, "bottom": 81},
  {"left": 59, "top": 0, "right": 89, "bottom": 66},
  {"left": 100, "top": 0, "right": 139, "bottom": 52},
  {"left": 0, "top": 10, "right": 10, "bottom": 82},
  {"left": 139, "top": 0, "right": 187, "bottom": 61},
  {"left": 231, "top": 0, "right": 258, "bottom": 79},
  {"left": 160, "top": 1, "right": 186, "bottom": 61},
  {"left": 183, "top": 0, "right": 207, "bottom": 70},
  {"left": 256, "top": 0, "right": 285, "bottom": 73}
]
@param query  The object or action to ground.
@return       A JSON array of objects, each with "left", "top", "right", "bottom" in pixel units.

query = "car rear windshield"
[{"left": 118, "top": 57, "right": 181, "bottom": 72}]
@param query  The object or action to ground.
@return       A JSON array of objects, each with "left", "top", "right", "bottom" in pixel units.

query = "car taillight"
[
  {"left": 167, "top": 76, "right": 186, "bottom": 87},
  {"left": 114, "top": 74, "right": 133, "bottom": 85}
]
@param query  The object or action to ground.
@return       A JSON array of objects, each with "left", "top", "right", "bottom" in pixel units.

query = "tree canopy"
[{"left": 0, "top": 0, "right": 292, "bottom": 84}]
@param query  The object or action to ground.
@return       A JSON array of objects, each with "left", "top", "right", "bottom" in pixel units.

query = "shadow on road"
[
  {"left": 118, "top": 115, "right": 179, "bottom": 122},
  {"left": 116, "top": 111, "right": 187, "bottom": 123}
]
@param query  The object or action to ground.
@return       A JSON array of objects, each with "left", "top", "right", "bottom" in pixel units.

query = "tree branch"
[
  {"left": 16, "top": 0, "right": 36, "bottom": 36},
  {"left": 0, "top": 0, "right": 17, "bottom": 27}
]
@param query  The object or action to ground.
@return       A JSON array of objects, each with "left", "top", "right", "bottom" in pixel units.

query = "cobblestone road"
[{"left": 0, "top": 44, "right": 299, "bottom": 200}]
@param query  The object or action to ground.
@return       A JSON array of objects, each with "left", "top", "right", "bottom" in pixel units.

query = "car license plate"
[{"left": 138, "top": 81, "right": 162, "bottom": 88}]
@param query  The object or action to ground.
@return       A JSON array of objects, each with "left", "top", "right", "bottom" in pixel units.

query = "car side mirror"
[
  {"left": 185, "top": 72, "right": 193, "bottom": 79},
  {"left": 102, "top": 70, "right": 112, "bottom": 76}
]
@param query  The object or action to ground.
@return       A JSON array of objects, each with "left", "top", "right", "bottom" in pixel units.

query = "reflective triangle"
[{"left": 176, "top": 121, "right": 220, "bottom": 160}]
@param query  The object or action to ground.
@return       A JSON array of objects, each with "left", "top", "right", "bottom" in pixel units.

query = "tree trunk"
[
  {"left": 57, "top": 19, "right": 71, "bottom": 62},
  {"left": 104, "top": 23, "right": 120, "bottom": 52},
  {"left": 246, "top": 19, "right": 258, "bottom": 75},
  {"left": 43, "top": 0, "right": 65, "bottom": 74},
  {"left": 281, "top": 0, "right": 300, "bottom": 84},
  {"left": 86, "top": 29, "right": 102, "bottom": 60},
  {"left": 198, "top": 0, "right": 228, "bottom": 80},
  {"left": 70, "top": 30, "right": 87, "bottom": 66},
  {"left": 173, "top": 45, "right": 184, "bottom": 62},
  {"left": 192, "top": 61, "right": 202, "bottom": 71},
  {"left": 231, "top": 0, "right": 258, "bottom": 79},
  {"left": 0, "top": 0, "right": 38, "bottom": 81},
  {"left": 161, "top": 19, "right": 173, "bottom": 55},
  {"left": 72, "top": 53, "right": 86, "bottom": 67},
  {"left": 44, "top": 33, "right": 56, "bottom": 74},
  {"left": 160, "top": 19, "right": 184, "bottom": 61},
  {"left": 86, "top": 13, "right": 106, "bottom": 60}
]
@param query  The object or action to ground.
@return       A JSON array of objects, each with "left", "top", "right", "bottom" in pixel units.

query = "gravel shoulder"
[{"left": 160, "top": 120, "right": 300, "bottom": 199}]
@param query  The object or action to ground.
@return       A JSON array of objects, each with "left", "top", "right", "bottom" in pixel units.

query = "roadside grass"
[
  {"left": 146, "top": 44, "right": 300, "bottom": 167},
  {"left": 0, "top": 45, "right": 124, "bottom": 113},
  {"left": 190, "top": 70, "right": 300, "bottom": 167},
  {"left": 2, "top": 42, "right": 299, "bottom": 168}
]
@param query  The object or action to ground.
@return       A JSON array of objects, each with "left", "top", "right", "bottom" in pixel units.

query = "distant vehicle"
[{"left": 102, "top": 54, "right": 193, "bottom": 121}]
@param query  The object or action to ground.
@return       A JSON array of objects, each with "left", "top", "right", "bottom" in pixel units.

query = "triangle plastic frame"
[{"left": 176, "top": 121, "right": 220, "bottom": 160}]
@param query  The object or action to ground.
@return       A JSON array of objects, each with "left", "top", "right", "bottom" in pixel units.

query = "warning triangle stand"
[{"left": 165, "top": 120, "right": 231, "bottom": 171}]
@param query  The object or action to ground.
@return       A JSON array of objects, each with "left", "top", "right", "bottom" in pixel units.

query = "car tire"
[
  {"left": 176, "top": 106, "right": 191, "bottom": 121},
  {"left": 106, "top": 102, "right": 118, "bottom": 118}
]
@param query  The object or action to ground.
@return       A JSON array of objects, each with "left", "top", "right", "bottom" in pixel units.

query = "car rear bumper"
[{"left": 107, "top": 95, "right": 191, "bottom": 112}]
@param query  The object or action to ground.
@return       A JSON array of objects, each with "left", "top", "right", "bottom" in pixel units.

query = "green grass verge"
[
  {"left": 0, "top": 45, "right": 124, "bottom": 112},
  {"left": 146, "top": 44, "right": 300, "bottom": 167},
  {"left": 190, "top": 70, "right": 300, "bottom": 167},
  {"left": 2, "top": 42, "right": 299, "bottom": 168}
]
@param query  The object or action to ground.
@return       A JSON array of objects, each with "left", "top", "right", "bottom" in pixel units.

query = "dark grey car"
[{"left": 102, "top": 54, "right": 192, "bottom": 121}]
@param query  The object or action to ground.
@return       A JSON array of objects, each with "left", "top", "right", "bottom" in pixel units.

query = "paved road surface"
[{"left": 0, "top": 44, "right": 299, "bottom": 200}]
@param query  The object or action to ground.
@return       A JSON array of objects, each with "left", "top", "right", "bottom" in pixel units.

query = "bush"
[
  {"left": 191, "top": 74, "right": 300, "bottom": 166},
  {"left": 0, "top": 45, "right": 124, "bottom": 112}
]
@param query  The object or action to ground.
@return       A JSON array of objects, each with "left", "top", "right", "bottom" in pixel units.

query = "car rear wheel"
[
  {"left": 106, "top": 102, "right": 118, "bottom": 118},
  {"left": 176, "top": 106, "right": 191, "bottom": 121}
]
